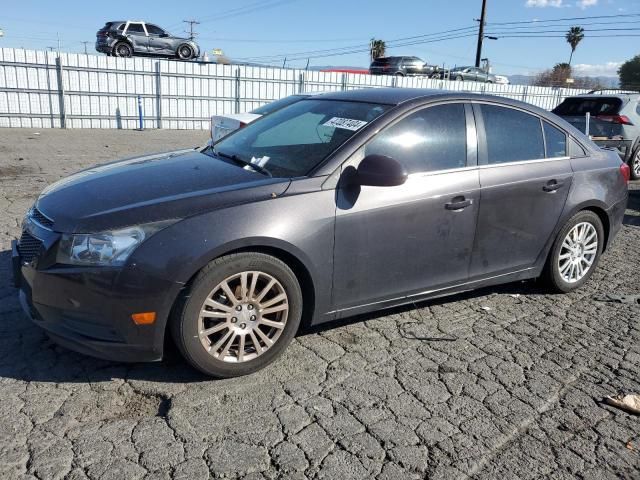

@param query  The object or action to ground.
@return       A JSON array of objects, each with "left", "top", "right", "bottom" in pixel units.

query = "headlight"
[{"left": 56, "top": 221, "right": 174, "bottom": 266}]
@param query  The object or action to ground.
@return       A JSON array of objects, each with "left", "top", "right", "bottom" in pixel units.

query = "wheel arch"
[
  {"left": 168, "top": 239, "right": 318, "bottom": 337},
  {"left": 581, "top": 205, "right": 610, "bottom": 252},
  {"left": 560, "top": 201, "right": 611, "bottom": 252},
  {"left": 112, "top": 39, "right": 133, "bottom": 54}
]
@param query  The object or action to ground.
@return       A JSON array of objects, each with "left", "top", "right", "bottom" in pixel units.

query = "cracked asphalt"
[{"left": 1, "top": 128, "right": 639, "bottom": 480}]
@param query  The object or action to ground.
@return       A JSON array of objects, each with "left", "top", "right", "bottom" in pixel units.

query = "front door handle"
[
  {"left": 445, "top": 196, "right": 473, "bottom": 211},
  {"left": 543, "top": 180, "right": 564, "bottom": 192}
]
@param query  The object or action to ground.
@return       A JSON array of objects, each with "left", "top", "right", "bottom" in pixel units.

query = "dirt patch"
[
  {"left": 0, "top": 164, "right": 34, "bottom": 177},
  {"left": 67, "top": 386, "right": 170, "bottom": 423}
]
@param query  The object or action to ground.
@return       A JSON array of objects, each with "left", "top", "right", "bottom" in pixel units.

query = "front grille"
[
  {"left": 30, "top": 207, "right": 54, "bottom": 229},
  {"left": 17, "top": 231, "right": 43, "bottom": 263}
]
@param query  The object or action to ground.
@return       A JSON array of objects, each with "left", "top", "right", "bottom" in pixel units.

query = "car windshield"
[
  {"left": 251, "top": 96, "right": 306, "bottom": 115},
  {"left": 205, "top": 99, "right": 389, "bottom": 178}
]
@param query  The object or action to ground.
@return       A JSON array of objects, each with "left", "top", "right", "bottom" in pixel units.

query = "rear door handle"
[
  {"left": 543, "top": 180, "right": 564, "bottom": 192},
  {"left": 445, "top": 197, "right": 473, "bottom": 211}
]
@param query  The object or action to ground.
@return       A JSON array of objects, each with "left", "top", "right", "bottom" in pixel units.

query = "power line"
[
  {"left": 484, "top": 18, "right": 640, "bottom": 30},
  {"left": 241, "top": 32, "right": 480, "bottom": 63},
  {"left": 487, "top": 12, "right": 640, "bottom": 25},
  {"left": 165, "top": 0, "right": 301, "bottom": 31},
  {"left": 236, "top": 25, "right": 479, "bottom": 61}
]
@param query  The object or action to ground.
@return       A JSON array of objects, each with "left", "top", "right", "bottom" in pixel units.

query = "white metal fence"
[{"left": 0, "top": 48, "right": 591, "bottom": 130}]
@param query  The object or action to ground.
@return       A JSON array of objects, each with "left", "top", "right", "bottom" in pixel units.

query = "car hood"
[{"left": 36, "top": 149, "right": 290, "bottom": 233}]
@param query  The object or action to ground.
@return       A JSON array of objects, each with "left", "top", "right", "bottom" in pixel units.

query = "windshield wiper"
[{"left": 213, "top": 150, "right": 272, "bottom": 177}]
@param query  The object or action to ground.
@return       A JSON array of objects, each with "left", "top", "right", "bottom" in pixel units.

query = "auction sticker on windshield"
[{"left": 323, "top": 117, "right": 368, "bottom": 131}]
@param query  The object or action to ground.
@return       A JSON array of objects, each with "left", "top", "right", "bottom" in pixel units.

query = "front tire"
[
  {"left": 544, "top": 211, "right": 603, "bottom": 293},
  {"left": 177, "top": 44, "right": 194, "bottom": 60},
  {"left": 171, "top": 252, "right": 303, "bottom": 378},
  {"left": 455, "top": 75, "right": 464, "bottom": 81}
]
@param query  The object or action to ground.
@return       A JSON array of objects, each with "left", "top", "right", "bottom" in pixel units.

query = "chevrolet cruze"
[{"left": 13, "top": 89, "right": 630, "bottom": 378}]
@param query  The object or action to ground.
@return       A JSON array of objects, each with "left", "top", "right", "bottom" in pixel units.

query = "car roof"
[{"left": 311, "top": 87, "right": 520, "bottom": 107}]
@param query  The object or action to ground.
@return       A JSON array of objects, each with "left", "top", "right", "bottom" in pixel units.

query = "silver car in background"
[
  {"left": 553, "top": 91, "right": 640, "bottom": 179},
  {"left": 95, "top": 21, "right": 200, "bottom": 60}
]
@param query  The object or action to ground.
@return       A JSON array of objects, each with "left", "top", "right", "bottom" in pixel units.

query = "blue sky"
[{"left": 1, "top": 0, "right": 638, "bottom": 76}]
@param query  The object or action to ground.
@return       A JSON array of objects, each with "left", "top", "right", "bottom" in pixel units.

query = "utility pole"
[
  {"left": 81, "top": 41, "right": 89, "bottom": 55},
  {"left": 183, "top": 20, "right": 200, "bottom": 40},
  {"left": 475, "top": 0, "right": 488, "bottom": 68}
]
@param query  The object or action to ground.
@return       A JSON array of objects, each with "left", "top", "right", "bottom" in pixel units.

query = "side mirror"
[{"left": 356, "top": 154, "right": 407, "bottom": 187}]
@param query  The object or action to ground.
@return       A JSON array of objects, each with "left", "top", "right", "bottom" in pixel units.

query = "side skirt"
[{"left": 320, "top": 266, "right": 539, "bottom": 323}]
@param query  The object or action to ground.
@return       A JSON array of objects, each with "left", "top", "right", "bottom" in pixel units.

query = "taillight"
[
  {"left": 596, "top": 115, "right": 633, "bottom": 125},
  {"left": 620, "top": 162, "right": 630, "bottom": 184}
]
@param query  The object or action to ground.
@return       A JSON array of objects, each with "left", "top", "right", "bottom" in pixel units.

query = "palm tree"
[
  {"left": 370, "top": 39, "right": 386, "bottom": 62},
  {"left": 565, "top": 26, "right": 585, "bottom": 66}
]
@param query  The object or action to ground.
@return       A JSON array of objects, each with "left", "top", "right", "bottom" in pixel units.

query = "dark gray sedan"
[
  {"left": 95, "top": 21, "right": 200, "bottom": 59},
  {"left": 13, "top": 89, "right": 629, "bottom": 378}
]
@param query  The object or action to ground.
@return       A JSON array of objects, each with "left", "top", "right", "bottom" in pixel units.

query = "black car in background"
[
  {"left": 95, "top": 21, "right": 200, "bottom": 60},
  {"left": 369, "top": 56, "right": 440, "bottom": 77}
]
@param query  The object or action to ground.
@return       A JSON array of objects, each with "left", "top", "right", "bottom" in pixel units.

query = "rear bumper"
[
  {"left": 12, "top": 238, "right": 182, "bottom": 363},
  {"left": 606, "top": 193, "right": 628, "bottom": 249},
  {"left": 95, "top": 40, "right": 115, "bottom": 54}
]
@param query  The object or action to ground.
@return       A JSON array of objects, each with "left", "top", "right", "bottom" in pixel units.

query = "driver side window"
[
  {"left": 364, "top": 103, "right": 468, "bottom": 174},
  {"left": 146, "top": 24, "right": 165, "bottom": 35}
]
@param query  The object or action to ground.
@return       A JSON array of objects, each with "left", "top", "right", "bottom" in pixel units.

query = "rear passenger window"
[
  {"left": 365, "top": 104, "right": 467, "bottom": 174},
  {"left": 481, "top": 105, "right": 544, "bottom": 164},
  {"left": 543, "top": 121, "right": 567, "bottom": 158}
]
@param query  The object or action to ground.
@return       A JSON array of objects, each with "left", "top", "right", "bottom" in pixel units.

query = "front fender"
[{"left": 129, "top": 184, "right": 337, "bottom": 324}]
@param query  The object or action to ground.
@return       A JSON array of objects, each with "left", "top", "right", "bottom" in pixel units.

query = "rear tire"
[
  {"left": 630, "top": 147, "right": 640, "bottom": 180},
  {"left": 171, "top": 252, "right": 303, "bottom": 378},
  {"left": 113, "top": 42, "right": 133, "bottom": 58},
  {"left": 544, "top": 211, "right": 604, "bottom": 293},
  {"left": 455, "top": 75, "right": 464, "bottom": 81}
]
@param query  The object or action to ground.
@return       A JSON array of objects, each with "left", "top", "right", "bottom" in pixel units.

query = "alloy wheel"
[
  {"left": 198, "top": 271, "right": 289, "bottom": 363},
  {"left": 557, "top": 222, "right": 598, "bottom": 283},
  {"left": 116, "top": 44, "right": 132, "bottom": 57},
  {"left": 633, "top": 151, "right": 640, "bottom": 178},
  {"left": 179, "top": 46, "right": 192, "bottom": 59}
]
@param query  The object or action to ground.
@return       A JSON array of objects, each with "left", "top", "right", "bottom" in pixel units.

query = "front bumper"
[{"left": 12, "top": 234, "right": 182, "bottom": 363}]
